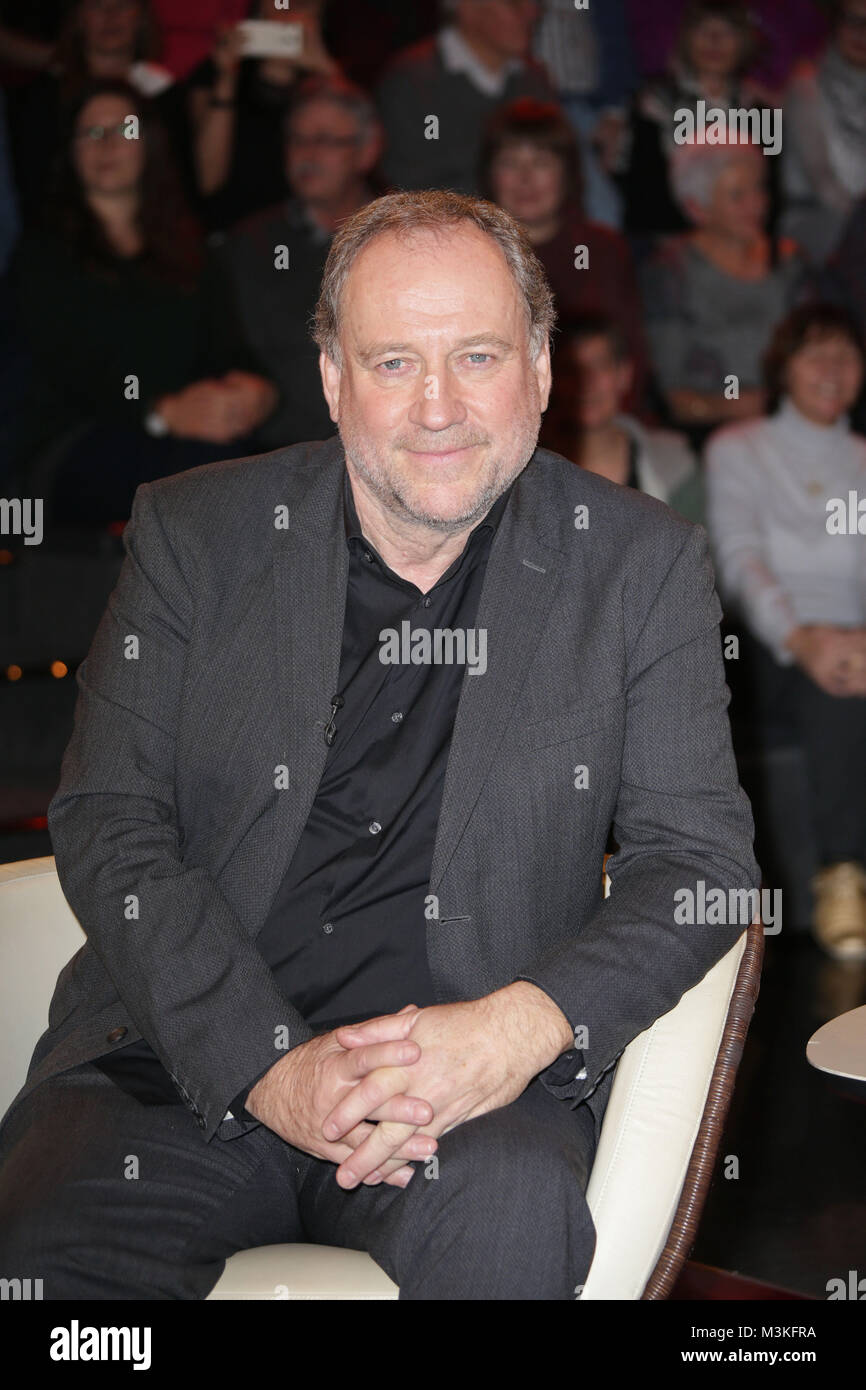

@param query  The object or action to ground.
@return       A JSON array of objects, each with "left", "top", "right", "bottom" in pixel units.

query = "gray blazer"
[{"left": 7, "top": 436, "right": 760, "bottom": 1146}]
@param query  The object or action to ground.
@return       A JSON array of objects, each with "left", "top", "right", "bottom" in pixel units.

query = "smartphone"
[{"left": 237, "top": 20, "right": 304, "bottom": 60}]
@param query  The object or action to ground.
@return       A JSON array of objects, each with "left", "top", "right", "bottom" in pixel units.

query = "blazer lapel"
[
  {"left": 429, "top": 461, "right": 565, "bottom": 892},
  {"left": 271, "top": 442, "right": 349, "bottom": 862}
]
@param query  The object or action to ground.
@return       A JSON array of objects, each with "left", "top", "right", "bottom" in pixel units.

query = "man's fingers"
[
  {"left": 365, "top": 1093, "right": 434, "bottom": 1128},
  {"left": 325, "top": 1085, "right": 435, "bottom": 1141},
  {"left": 338, "top": 1036, "right": 421, "bottom": 1084},
  {"left": 335, "top": 1121, "right": 419, "bottom": 1188},
  {"left": 335, "top": 1007, "right": 420, "bottom": 1050},
  {"left": 325, "top": 1060, "right": 420, "bottom": 1138}
]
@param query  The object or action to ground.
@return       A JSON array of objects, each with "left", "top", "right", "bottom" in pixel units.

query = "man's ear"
[
  {"left": 319, "top": 351, "right": 341, "bottom": 423},
  {"left": 535, "top": 338, "right": 552, "bottom": 415}
]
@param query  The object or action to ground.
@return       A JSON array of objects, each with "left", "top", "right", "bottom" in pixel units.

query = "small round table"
[{"left": 807, "top": 1004, "right": 866, "bottom": 1088}]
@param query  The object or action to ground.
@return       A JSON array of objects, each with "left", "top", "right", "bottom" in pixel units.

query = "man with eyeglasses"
[{"left": 214, "top": 76, "right": 384, "bottom": 451}]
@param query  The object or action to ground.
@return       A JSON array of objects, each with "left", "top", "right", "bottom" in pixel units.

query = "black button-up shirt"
[{"left": 94, "top": 469, "right": 513, "bottom": 1119}]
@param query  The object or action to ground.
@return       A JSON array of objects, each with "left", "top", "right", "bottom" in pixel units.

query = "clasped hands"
[
  {"left": 246, "top": 985, "right": 572, "bottom": 1191},
  {"left": 786, "top": 624, "right": 866, "bottom": 697}
]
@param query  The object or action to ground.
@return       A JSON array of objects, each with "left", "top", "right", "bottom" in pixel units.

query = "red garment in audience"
[{"left": 151, "top": 0, "right": 249, "bottom": 80}]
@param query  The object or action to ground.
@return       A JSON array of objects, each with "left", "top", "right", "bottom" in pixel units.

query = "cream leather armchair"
[{"left": 0, "top": 856, "right": 763, "bottom": 1299}]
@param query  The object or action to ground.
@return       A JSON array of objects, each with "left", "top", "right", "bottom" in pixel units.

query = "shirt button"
[
  {"left": 368, "top": 821, "right": 382, "bottom": 835},
  {"left": 364, "top": 550, "right": 373, "bottom": 563},
  {"left": 422, "top": 596, "right": 432, "bottom": 608},
  {"left": 322, "top": 922, "right": 334, "bottom": 934},
  {"left": 391, "top": 711, "right": 403, "bottom": 724}
]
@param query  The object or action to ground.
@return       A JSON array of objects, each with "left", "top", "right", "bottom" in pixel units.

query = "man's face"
[
  {"left": 320, "top": 223, "right": 551, "bottom": 532},
  {"left": 80, "top": 0, "right": 141, "bottom": 58},
  {"left": 285, "top": 100, "right": 373, "bottom": 204},
  {"left": 458, "top": 0, "right": 539, "bottom": 62}
]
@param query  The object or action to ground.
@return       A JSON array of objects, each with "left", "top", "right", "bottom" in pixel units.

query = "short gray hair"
[
  {"left": 669, "top": 139, "right": 763, "bottom": 214},
  {"left": 285, "top": 75, "right": 380, "bottom": 147},
  {"left": 310, "top": 188, "right": 557, "bottom": 369}
]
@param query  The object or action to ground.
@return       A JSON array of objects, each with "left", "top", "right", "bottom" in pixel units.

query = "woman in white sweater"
[{"left": 706, "top": 303, "right": 866, "bottom": 958}]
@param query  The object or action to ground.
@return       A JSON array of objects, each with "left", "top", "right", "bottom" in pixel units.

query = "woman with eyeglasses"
[
  {"left": 186, "top": 0, "right": 342, "bottom": 233},
  {"left": 8, "top": 81, "right": 278, "bottom": 524},
  {"left": 6, "top": 0, "right": 174, "bottom": 228}
]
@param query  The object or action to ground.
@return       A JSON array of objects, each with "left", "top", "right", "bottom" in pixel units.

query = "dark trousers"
[
  {"left": 0, "top": 1061, "right": 598, "bottom": 1301},
  {"left": 747, "top": 636, "right": 866, "bottom": 865}
]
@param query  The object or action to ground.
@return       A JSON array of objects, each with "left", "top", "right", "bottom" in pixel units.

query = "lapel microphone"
[{"left": 323, "top": 694, "right": 344, "bottom": 747}]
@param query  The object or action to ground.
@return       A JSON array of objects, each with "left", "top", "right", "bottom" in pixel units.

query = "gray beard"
[{"left": 336, "top": 411, "right": 542, "bottom": 535}]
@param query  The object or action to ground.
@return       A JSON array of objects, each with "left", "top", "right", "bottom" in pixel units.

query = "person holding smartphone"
[{"left": 186, "top": 0, "right": 342, "bottom": 232}]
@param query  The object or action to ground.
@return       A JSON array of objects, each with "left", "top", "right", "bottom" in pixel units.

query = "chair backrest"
[
  {"left": 581, "top": 917, "right": 763, "bottom": 1299},
  {"left": 0, "top": 856, "right": 86, "bottom": 1117}
]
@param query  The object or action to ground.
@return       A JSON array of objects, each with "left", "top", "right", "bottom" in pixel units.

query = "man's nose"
[{"left": 408, "top": 366, "right": 468, "bottom": 430}]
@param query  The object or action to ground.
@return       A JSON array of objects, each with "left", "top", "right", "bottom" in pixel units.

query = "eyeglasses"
[
  {"left": 74, "top": 123, "right": 133, "bottom": 142},
  {"left": 286, "top": 134, "right": 359, "bottom": 149}
]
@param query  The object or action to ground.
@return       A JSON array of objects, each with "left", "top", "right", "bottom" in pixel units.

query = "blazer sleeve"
[
  {"left": 516, "top": 523, "right": 761, "bottom": 1107},
  {"left": 47, "top": 481, "right": 314, "bottom": 1142}
]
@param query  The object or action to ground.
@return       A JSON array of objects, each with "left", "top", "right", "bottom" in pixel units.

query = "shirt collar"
[
  {"left": 284, "top": 195, "right": 332, "bottom": 246},
  {"left": 437, "top": 24, "right": 523, "bottom": 98}
]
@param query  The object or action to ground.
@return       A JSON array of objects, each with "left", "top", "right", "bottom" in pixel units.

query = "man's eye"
[
  {"left": 466, "top": 353, "right": 493, "bottom": 364},
  {"left": 378, "top": 359, "right": 406, "bottom": 372}
]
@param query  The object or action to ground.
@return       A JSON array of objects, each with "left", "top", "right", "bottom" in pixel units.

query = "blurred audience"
[
  {"left": 706, "top": 304, "right": 866, "bottom": 957},
  {"left": 480, "top": 98, "right": 648, "bottom": 414},
  {"left": 216, "top": 75, "right": 381, "bottom": 450},
  {"left": 625, "top": 0, "right": 829, "bottom": 93},
  {"left": 9, "top": 82, "right": 277, "bottom": 523},
  {"left": 641, "top": 139, "right": 808, "bottom": 438},
  {"left": 531, "top": 0, "right": 635, "bottom": 227},
  {"left": 6, "top": 0, "right": 174, "bottom": 226},
  {"left": 375, "top": 0, "right": 555, "bottom": 196},
  {"left": 185, "top": 0, "right": 342, "bottom": 232},
  {"left": 541, "top": 313, "right": 703, "bottom": 522},
  {"left": 620, "top": 0, "right": 774, "bottom": 249},
  {"left": 781, "top": 0, "right": 866, "bottom": 264},
  {"left": 822, "top": 190, "right": 866, "bottom": 432}
]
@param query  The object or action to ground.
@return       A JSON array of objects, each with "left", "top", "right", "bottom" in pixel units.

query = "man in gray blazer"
[{"left": 0, "top": 190, "right": 760, "bottom": 1300}]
